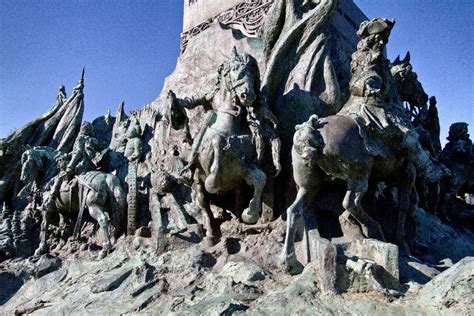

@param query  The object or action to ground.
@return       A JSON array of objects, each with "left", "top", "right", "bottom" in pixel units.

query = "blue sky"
[{"left": 1, "top": 0, "right": 472, "bottom": 145}]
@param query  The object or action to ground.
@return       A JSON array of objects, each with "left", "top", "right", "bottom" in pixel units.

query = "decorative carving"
[
  {"left": 217, "top": 0, "right": 273, "bottom": 37},
  {"left": 180, "top": 0, "right": 274, "bottom": 53}
]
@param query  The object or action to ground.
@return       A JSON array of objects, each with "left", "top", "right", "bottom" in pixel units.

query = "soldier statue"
[
  {"left": 339, "top": 18, "right": 443, "bottom": 182},
  {"left": 66, "top": 122, "right": 101, "bottom": 178},
  {"left": 439, "top": 122, "right": 473, "bottom": 221},
  {"left": 42, "top": 122, "right": 100, "bottom": 212}
]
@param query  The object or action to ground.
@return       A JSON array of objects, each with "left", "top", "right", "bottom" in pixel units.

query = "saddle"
[
  {"left": 339, "top": 99, "right": 406, "bottom": 159},
  {"left": 352, "top": 113, "right": 402, "bottom": 159}
]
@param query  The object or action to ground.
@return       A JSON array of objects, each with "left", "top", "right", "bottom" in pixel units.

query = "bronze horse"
[
  {"left": 20, "top": 147, "right": 126, "bottom": 258},
  {"left": 281, "top": 55, "right": 429, "bottom": 270},
  {"left": 168, "top": 48, "right": 280, "bottom": 245}
]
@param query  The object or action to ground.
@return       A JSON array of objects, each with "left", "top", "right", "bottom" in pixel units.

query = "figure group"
[{"left": 1, "top": 2, "right": 471, "bottom": 271}]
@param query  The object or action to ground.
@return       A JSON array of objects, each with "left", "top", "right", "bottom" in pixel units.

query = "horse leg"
[
  {"left": 88, "top": 201, "right": 113, "bottom": 259},
  {"left": 204, "top": 135, "right": 224, "bottom": 194},
  {"left": 59, "top": 213, "right": 67, "bottom": 229},
  {"left": 397, "top": 162, "right": 416, "bottom": 255},
  {"left": 280, "top": 187, "right": 308, "bottom": 274},
  {"left": 35, "top": 211, "right": 51, "bottom": 256},
  {"left": 342, "top": 179, "right": 385, "bottom": 241},
  {"left": 195, "top": 173, "right": 221, "bottom": 247},
  {"left": 241, "top": 166, "right": 267, "bottom": 224}
]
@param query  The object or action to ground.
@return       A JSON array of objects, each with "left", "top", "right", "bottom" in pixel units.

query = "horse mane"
[{"left": 213, "top": 51, "right": 261, "bottom": 102}]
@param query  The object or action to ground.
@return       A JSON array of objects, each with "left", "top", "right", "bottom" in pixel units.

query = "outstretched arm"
[{"left": 168, "top": 90, "right": 212, "bottom": 111}]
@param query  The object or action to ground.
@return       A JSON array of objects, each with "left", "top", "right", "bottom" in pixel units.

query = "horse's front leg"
[
  {"left": 280, "top": 187, "right": 307, "bottom": 274},
  {"left": 87, "top": 190, "right": 113, "bottom": 259},
  {"left": 204, "top": 135, "right": 224, "bottom": 194},
  {"left": 195, "top": 173, "right": 221, "bottom": 247},
  {"left": 242, "top": 165, "right": 267, "bottom": 224},
  {"left": 35, "top": 211, "right": 51, "bottom": 256}
]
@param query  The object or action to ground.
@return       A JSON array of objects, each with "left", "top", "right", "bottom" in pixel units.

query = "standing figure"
[
  {"left": 439, "top": 123, "right": 473, "bottom": 221},
  {"left": 124, "top": 116, "right": 143, "bottom": 235}
]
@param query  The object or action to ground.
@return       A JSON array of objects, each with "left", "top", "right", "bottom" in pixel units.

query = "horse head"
[
  {"left": 391, "top": 52, "right": 428, "bottom": 109},
  {"left": 20, "top": 149, "right": 39, "bottom": 184},
  {"left": 20, "top": 147, "right": 59, "bottom": 185},
  {"left": 220, "top": 47, "right": 259, "bottom": 108},
  {"left": 293, "top": 115, "right": 324, "bottom": 164}
]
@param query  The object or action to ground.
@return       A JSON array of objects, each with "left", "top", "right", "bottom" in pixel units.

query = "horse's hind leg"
[
  {"left": 35, "top": 211, "right": 52, "bottom": 256},
  {"left": 204, "top": 135, "right": 224, "bottom": 194},
  {"left": 88, "top": 204, "right": 113, "bottom": 259},
  {"left": 280, "top": 187, "right": 308, "bottom": 274},
  {"left": 195, "top": 174, "right": 221, "bottom": 247},
  {"left": 241, "top": 166, "right": 266, "bottom": 224},
  {"left": 342, "top": 179, "right": 385, "bottom": 241}
]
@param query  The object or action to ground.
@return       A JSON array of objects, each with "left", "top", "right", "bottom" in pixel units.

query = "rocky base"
[{"left": 1, "top": 209, "right": 473, "bottom": 314}]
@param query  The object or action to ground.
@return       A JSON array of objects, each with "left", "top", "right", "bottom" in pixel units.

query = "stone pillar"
[{"left": 127, "top": 163, "right": 138, "bottom": 235}]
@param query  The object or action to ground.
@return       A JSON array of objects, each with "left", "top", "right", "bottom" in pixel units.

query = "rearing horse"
[
  {"left": 281, "top": 55, "right": 429, "bottom": 271},
  {"left": 20, "top": 146, "right": 126, "bottom": 258},
  {"left": 168, "top": 48, "right": 279, "bottom": 245}
]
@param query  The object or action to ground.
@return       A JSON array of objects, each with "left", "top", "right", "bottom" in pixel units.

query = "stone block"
[
  {"left": 308, "top": 236, "right": 337, "bottom": 294},
  {"left": 334, "top": 238, "right": 399, "bottom": 287}
]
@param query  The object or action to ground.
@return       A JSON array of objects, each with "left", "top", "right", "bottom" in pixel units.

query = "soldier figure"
[
  {"left": 66, "top": 122, "right": 101, "bottom": 178},
  {"left": 439, "top": 123, "right": 473, "bottom": 220},
  {"left": 124, "top": 116, "right": 143, "bottom": 234},
  {"left": 124, "top": 116, "right": 142, "bottom": 163},
  {"left": 41, "top": 154, "right": 69, "bottom": 212},
  {"left": 340, "top": 18, "right": 443, "bottom": 182}
]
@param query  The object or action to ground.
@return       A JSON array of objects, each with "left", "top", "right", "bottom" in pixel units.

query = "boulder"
[
  {"left": 219, "top": 261, "right": 266, "bottom": 284},
  {"left": 415, "top": 256, "right": 474, "bottom": 311},
  {"left": 35, "top": 255, "right": 62, "bottom": 278}
]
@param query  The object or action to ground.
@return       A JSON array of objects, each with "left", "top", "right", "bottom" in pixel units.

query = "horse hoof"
[
  {"left": 339, "top": 214, "right": 364, "bottom": 240},
  {"left": 203, "top": 236, "right": 220, "bottom": 248},
  {"left": 242, "top": 208, "right": 259, "bottom": 224},
  {"left": 204, "top": 174, "right": 221, "bottom": 194},
  {"left": 279, "top": 253, "right": 303, "bottom": 275},
  {"left": 97, "top": 250, "right": 108, "bottom": 260},
  {"left": 34, "top": 245, "right": 47, "bottom": 256}
]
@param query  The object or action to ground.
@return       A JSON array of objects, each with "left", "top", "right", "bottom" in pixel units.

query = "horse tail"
[{"left": 108, "top": 175, "right": 127, "bottom": 239}]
